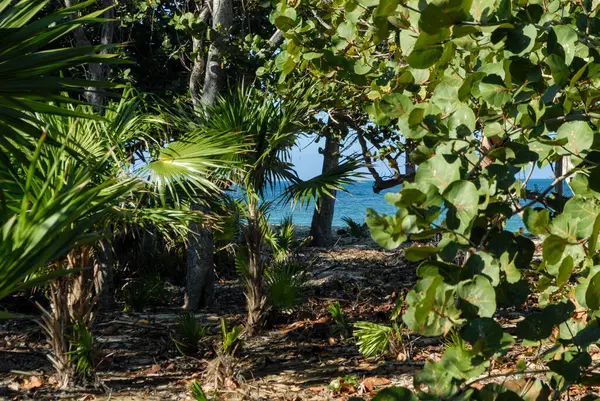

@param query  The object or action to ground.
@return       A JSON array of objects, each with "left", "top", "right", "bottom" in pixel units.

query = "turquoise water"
[{"left": 262, "top": 179, "right": 572, "bottom": 232}]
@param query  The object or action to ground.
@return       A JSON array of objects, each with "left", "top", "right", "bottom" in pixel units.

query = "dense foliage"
[{"left": 268, "top": 0, "right": 600, "bottom": 399}]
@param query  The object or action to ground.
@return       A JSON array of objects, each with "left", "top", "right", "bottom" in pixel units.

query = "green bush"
[
  {"left": 328, "top": 301, "right": 352, "bottom": 338},
  {"left": 265, "top": 260, "right": 307, "bottom": 311},
  {"left": 121, "top": 274, "right": 164, "bottom": 312},
  {"left": 342, "top": 217, "right": 369, "bottom": 238},
  {"left": 173, "top": 313, "right": 210, "bottom": 356}
]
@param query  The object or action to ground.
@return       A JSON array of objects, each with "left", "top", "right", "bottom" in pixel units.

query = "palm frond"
[
  {"left": 0, "top": 0, "right": 124, "bottom": 158},
  {"left": 283, "top": 159, "right": 363, "bottom": 209},
  {"left": 353, "top": 321, "right": 393, "bottom": 358}
]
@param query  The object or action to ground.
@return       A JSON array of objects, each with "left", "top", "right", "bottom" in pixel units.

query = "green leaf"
[
  {"left": 380, "top": 93, "right": 413, "bottom": 118},
  {"left": 302, "top": 52, "right": 323, "bottom": 60},
  {"left": 354, "top": 60, "right": 372, "bottom": 75},
  {"left": 457, "top": 275, "right": 496, "bottom": 318},
  {"left": 419, "top": 0, "right": 472, "bottom": 34},
  {"left": 372, "top": 387, "right": 417, "bottom": 401},
  {"left": 374, "top": 0, "right": 400, "bottom": 18},
  {"left": 589, "top": 213, "right": 600, "bottom": 259},
  {"left": 405, "top": 246, "right": 440, "bottom": 261},
  {"left": 543, "top": 235, "right": 567, "bottom": 265},
  {"left": 562, "top": 196, "right": 600, "bottom": 239},
  {"left": 586, "top": 272, "right": 600, "bottom": 310},
  {"left": 448, "top": 105, "right": 476, "bottom": 138},
  {"left": 444, "top": 180, "right": 479, "bottom": 233},
  {"left": 431, "top": 76, "right": 462, "bottom": 114},
  {"left": 556, "top": 121, "right": 594, "bottom": 157},
  {"left": 479, "top": 75, "right": 512, "bottom": 108},
  {"left": 441, "top": 346, "right": 487, "bottom": 380},
  {"left": 274, "top": 7, "right": 297, "bottom": 31},
  {"left": 415, "top": 153, "right": 461, "bottom": 193},
  {"left": 557, "top": 256, "right": 574, "bottom": 287},
  {"left": 516, "top": 301, "right": 575, "bottom": 341},
  {"left": 366, "top": 209, "right": 408, "bottom": 250},
  {"left": 337, "top": 21, "right": 357, "bottom": 41},
  {"left": 523, "top": 208, "right": 550, "bottom": 235},
  {"left": 471, "top": 0, "right": 497, "bottom": 22},
  {"left": 462, "top": 318, "right": 514, "bottom": 357},
  {"left": 414, "top": 361, "right": 458, "bottom": 398},
  {"left": 553, "top": 25, "right": 578, "bottom": 66},
  {"left": 407, "top": 30, "right": 448, "bottom": 69},
  {"left": 483, "top": 121, "right": 504, "bottom": 138},
  {"left": 504, "top": 25, "right": 537, "bottom": 56}
]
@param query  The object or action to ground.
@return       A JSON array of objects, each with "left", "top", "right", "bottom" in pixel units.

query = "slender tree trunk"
[
  {"left": 405, "top": 140, "right": 416, "bottom": 176},
  {"left": 245, "top": 199, "right": 267, "bottom": 335},
  {"left": 93, "top": 238, "right": 113, "bottom": 310},
  {"left": 184, "top": 0, "right": 232, "bottom": 310},
  {"left": 201, "top": 0, "right": 233, "bottom": 106},
  {"left": 184, "top": 207, "right": 215, "bottom": 310},
  {"left": 189, "top": 5, "right": 210, "bottom": 107},
  {"left": 310, "top": 133, "right": 340, "bottom": 247},
  {"left": 64, "top": 0, "right": 115, "bottom": 111}
]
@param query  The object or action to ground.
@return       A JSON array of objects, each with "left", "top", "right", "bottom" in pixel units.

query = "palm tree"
[
  {"left": 155, "top": 86, "right": 360, "bottom": 334},
  {"left": 0, "top": 0, "right": 243, "bottom": 385},
  {"left": 0, "top": 0, "right": 124, "bottom": 301}
]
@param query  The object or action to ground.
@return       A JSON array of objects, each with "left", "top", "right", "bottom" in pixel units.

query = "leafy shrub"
[
  {"left": 121, "top": 274, "right": 164, "bottom": 312},
  {"left": 342, "top": 216, "right": 369, "bottom": 238},
  {"left": 329, "top": 301, "right": 351, "bottom": 338},
  {"left": 173, "top": 313, "right": 210, "bottom": 356},
  {"left": 220, "top": 318, "right": 243, "bottom": 356},
  {"left": 328, "top": 375, "right": 359, "bottom": 394},
  {"left": 67, "top": 323, "right": 99, "bottom": 380},
  {"left": 265, "top": 260, "right": 307, "bottom": 311}
]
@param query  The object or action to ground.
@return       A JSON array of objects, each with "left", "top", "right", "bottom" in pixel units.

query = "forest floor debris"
[{"left": 0, "top": 230, "right": 546, "bottom": 400}]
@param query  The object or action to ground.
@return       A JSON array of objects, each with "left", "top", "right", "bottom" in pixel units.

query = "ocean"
[{"left": 261, "top": 179, "right": 572, "bottom": 232}]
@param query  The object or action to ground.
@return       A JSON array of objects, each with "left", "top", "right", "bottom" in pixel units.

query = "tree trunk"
[
  {"left": 310, "top": 133, "right": 340, "bottom": 247},
  {"left": 245, "top": 199, "right": 267, "bottom": 335},
  {"left": 405, "top": 140, "right": 416, "bottom": 176},
  {"left": 184, "top": 204, "right": 215, "bottom": 310},
  {"left": 201, "top": 0, "right": 233, "bottom": 106},
  {"left": 189, "top": 5, "right": 210, "bottom": 107},
  {"left": 184, "top": 0, "right": 232, "bottom": 310},
  {"left": 64, "top": 0, "right": 115, "bottom": 111},
  {"left": 93, "top": 238, "right": 113, "bottom": 310}
]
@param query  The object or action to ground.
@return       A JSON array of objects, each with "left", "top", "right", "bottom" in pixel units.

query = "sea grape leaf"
[
  {"left": 372, "top": 387, "right": 418, "bottom": 401},
  {"left": 444, "top": 180, "right": 478, "bottom": 233},
  {"left": 415, "top": 153, "right": 461, "bottom": 193},
  {"left": 457, "top": 275, "right": 496, "bottom": 318},
  {"left": 556, "top": 121, "right": 594, "bottom": 157}
]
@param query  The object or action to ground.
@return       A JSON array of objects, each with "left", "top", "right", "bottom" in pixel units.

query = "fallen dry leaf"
[
  {"left": 308, "top": 386, "right": 324, "bottom": 392},
  {"left": 363, "top": 377, "right": 390, "bottom": 392},
  {"left": 150, "top": 364, "right": 161, "bottom": 374},
  {"left": 20, "top": 376, "right": 44, "bottom": 391}
]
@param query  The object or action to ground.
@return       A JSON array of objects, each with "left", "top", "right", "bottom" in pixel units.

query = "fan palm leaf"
[{"left": 0, "top": 0, "right": 123, "bottom": 160}]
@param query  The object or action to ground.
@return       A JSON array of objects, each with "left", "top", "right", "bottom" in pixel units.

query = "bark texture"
[
  {"left": 185, "top": 0, "right": 232, "bottom": 310},
  {"left": 93, "top": 239, "right": 113, "bottom": 310},
  {"left": 201, "top": 0, "right": 233, "bottom": 106},
  {"left": 310, "top": 133, "right": 340, "bottom": 247},
  {"left": 184, "top": 207, "right": 216, "bottom": 310},
  {"left": 244, "top": 200, "right": 267, "bottom": 335},
  {"left": 64, "top": 0, "right": 115, "bottom": 111}
]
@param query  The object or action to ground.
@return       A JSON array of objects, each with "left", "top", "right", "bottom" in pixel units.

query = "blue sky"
[{"left": 292, "top": 135, "right": 554, "bottom": 181}]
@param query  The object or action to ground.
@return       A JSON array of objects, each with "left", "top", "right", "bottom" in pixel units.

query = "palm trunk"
[
  {"left": 245, "top": 199, "right": 267, "bottom": 335},
  {"left": 310, "top": 133, "right": 340, "bottom": 247}
]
